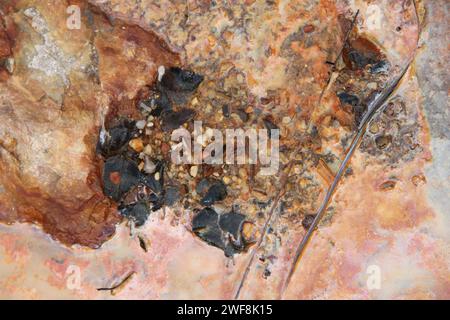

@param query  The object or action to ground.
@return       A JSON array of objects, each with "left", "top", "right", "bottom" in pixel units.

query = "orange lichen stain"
[
  {"left": 282, "top": 236, "right": 338, "bottom": 299},
  {"left": 0, "top": 234, "right": 30, "bottom": 264},
  {"left": 370, "top": 178, "right": 433, "bottom": 231},
  {"left": 374, "top": 200, "right": 411, "bottom": 230},
  {"left": 291, "top": 44, "right": 329, "bottom": 80}
]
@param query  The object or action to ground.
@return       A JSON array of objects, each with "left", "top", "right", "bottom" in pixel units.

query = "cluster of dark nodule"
[
  {"left": 192, "top": 207, "right": 247, "bottom": 257},
  {"left": 97, "top": 123, "right": 165, "bottom": 226},
  {"left": 337, "top": 37, "right": 391, "bottom": 127},
  {"left": 96, "top": 67, "right": 250, "bottom": 256},
  {"left": 193, "top": 179, "right": 254, "bottom": 257},
  {"left": 140, "top": 67, "right": 203, "bottom": 131}
]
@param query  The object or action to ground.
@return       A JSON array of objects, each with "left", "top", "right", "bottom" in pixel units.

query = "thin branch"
[{"left": 97, "top": 271, "right": 135, "bottom": 295}]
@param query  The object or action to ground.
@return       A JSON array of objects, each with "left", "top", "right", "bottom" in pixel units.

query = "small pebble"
[
  {"left": 238, "top": 168, "right": 248, "bottom": 179},
  {"left": 5, "top": 58, "right": 14, "bottom": 74},
  {"left": 242, "top": 222, "right": 255, "bottom": 242},
  {"left": 369, "top": 123, "right": 379, "bottom": 134},
  {"left": 144, "top": 157, "right": 156, "bottom": 174},
  {"left": 157, "top": 65, "right": 165, "bottom": 82},
  {"left": 412, "top": 174, "right": 426, "bottom": 186},
  {"left": 302, "top": 214, "right": 316, "bottom": 230},
  {"left": 143, "top": 145, "right": 152, "bottom": 155},
  {"left": 367, "top": 82, "right": 378, "bottom": 90},
  {"left": 375, "top": 135, "right": 392, "bottom": 149},
  {"left": 129, "top": 138, "right": 144, "bottom": 153},
  {"left": 303, "top": 24, "right": 315, "bottom": 33},
  {"left": 379, "top": 180, "right": 396, "bottom": 191},
  {"left": 190, "top": 165, "right": 199, "bottom": 177},
  {"left": 136, "top": 120, "right": 146, "bottom": 130}
]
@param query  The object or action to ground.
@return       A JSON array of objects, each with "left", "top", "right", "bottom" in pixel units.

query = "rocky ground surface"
[{"left": 0, "top": 0, "right": 448, "bottom": 299}]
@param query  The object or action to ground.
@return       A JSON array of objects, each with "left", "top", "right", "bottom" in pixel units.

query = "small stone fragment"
[
  {"left": 144, "top": 157, "right": 157, "bottom": 174},
  {"left": 200, "top": 181, "right": 228, "bottom": 206},
  {"left": 303, "top": 24, "right": 315, "bottom": 33},
  {"left": 161, "top": 109, "right": 195, "bottom": 132},
  {"left": 4, "top": 57, "right": 14, "bottom": 74},
  {"left": 96, "top": 120, "right": 136, "bottom": 157},
  {"left": 142, "top": 161, "right": 164, "bottom": 194},
  {"left": 192, "top": 207, "right": 247, "bottom": 257},
  {"left": 375, "top": 135, "right": 392, "bottom": 149},
  {"left": 164, "top": 185, "right": 182, "bottom": 206},
  {"left": 302, "top": 214, "right": 316, "bottom": 230},
  {"left": 190, "top": 165, "right": 199, "bottom": 177},
  {"left": 337, "top": 92, "right": 359, "bottom": 107},
  {"left": 129, "top": 138, "right": 144, "bottom": 153},
  {"left": 135, "top": 120, "right": 146, "bottom": 130},
  {"left": 370, "top": 60, "right": 390, "bottom": 74},
  {"left": 160, "top": 67, "right": 204, "bottom": 92},
  {"left": 119, "top": 202, "right": 150, "bottom": 227},
  {"left": 367, "top": 82, "right": 378, "bottom": 90},
  {"left": 369, "top": 122, "right": 379, "bottom": 134},
  {"left": 282, "top": 116, "right": 291, "bottom": 124},
  {"left": 143, "top": 144, "right": 152, "bottom": 155},
  {"left": 222, "top": 105, "right": 230, "bottom": 118},
  {"left": 157, "top": 65, "right": 165, "bottom": 82},
  {"left": 102, "top": 155, "right": 142, "bottom": 201},
  {"left": 241, "top": 222, "right": 255, "bottom": 242},
  {"left": 412, "top": 174, "right": 426, "bottom": 186},
  {"left": 379, "top": 180, "right": 396, "bottom": 191}
]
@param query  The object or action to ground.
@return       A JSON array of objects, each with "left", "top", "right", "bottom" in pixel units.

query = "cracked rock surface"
[{"left": 0, "top": 0, "right": 448, "bottom": 299}]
